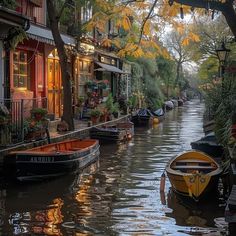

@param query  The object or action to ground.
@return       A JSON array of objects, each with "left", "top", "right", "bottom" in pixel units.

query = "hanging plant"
[
  {"left": 8, "top": 27, "right": 28, "bottom": 50},
  {"left": 85, "top": 81, "right": 97, "bottom": 89}
]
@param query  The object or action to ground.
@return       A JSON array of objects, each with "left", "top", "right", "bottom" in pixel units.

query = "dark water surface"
[{"left": 0, "top": 99, "right": 228, "bottom": 235}]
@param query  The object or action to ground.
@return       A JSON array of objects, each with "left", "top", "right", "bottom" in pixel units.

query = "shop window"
[{"left": 13, "top": 51, "right": 29, "bottom": 89}]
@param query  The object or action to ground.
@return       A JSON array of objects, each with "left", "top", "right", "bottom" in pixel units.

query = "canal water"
[{"left": 0, "top": 99, "right": 228, "bottom": 235}]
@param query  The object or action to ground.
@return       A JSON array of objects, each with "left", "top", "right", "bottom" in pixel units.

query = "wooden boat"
[
  {"left": 166, "top": 150, "right": 222, "bottom": 201},
  {"left": 131, "top": 108, "right": 165, "bottom": 126},
  {"left": 203, "top": 119, "right": 215, "bottom": 135},
  {"left": 163, "top": 101, "right": 174, "bottom": 111},
  {"left": 3, "top": 139, "right": 100, "bottom": 181},
  {"left": 151, "top": 108, "right": 165, "bottom": 122},
  {"left": 177, "top": 99, "right": 184, "bottom": 106},
  {"left": 90, "top": 121, "right": 134, "bottom": 142},
  {"left": 131, "top": 108, "right": 156, "bottom": 126},
  {"left": 190, "top": 132, "right": 224, "bottom": 161}
]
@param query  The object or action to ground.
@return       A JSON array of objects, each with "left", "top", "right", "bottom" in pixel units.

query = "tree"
[
  {"left": 173, "top": 0, "right": 236, "bottom": 38},
  {"left": 164, "top": 29, "right": 195, "bottom": 89},
  {"left": 47, "top": 0, "right": 75, "bottom": 130},
  {"left": 156, "top": 56, "right": 176, "bottom": 98}
]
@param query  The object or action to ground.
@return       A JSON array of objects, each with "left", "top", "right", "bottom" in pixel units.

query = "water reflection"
[{"left": 0, "top": 100, "right": 228, "bottom": 235}]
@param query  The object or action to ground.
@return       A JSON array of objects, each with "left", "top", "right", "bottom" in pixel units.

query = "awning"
[
  {"left": 94, "top": 61, "right": 124, "bottom": 74},
  {"left": 26, "top": 23, "right": 76, "bottom": 46}
]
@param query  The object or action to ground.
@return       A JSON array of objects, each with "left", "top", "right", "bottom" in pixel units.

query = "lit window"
[{"left": 13, "top": 51, "right": 29, "bottom": 89}]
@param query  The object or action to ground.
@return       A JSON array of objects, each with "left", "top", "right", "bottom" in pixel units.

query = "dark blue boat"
[
  {"left": 4, "top": 139, "right": 100, "bottom": 181},
  {"left": 190, "top": 132, "right": 224, "bottom": 161}
]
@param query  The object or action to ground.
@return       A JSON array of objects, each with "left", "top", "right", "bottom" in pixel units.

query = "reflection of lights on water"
[{"left": 16, "top": 198, "right": 65, "bottom": 235}]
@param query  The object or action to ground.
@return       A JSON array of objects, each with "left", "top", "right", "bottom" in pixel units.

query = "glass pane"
[
  {"left": 13, "top": 75, "right": 19, "bottom": 87},
  {"left": 79, "top": 61, "right": 83, "bottom": 71},
  {"left": 13, "top": 64, "right": 19, "bottom": 74},
  {"left": 83, "top": 61, "right": 88, "bottom": 72},
  {"left": 19, "top": 52, "right": 26, "bottom": 62},
  {"left": 19, "top": 64, "right": 27, "bottom": 74},
  {"left": 13, "top": 52, "right": 18, "bottom": 62}
]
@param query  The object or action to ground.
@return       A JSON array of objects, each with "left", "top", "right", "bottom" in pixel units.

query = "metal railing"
[{"left": 0, "top": 97, "right": 47, "bottom": 147}]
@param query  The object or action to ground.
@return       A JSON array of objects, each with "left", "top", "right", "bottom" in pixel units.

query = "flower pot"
[{"left": 91, "top": 116, "right": 100, "bottom": 125}]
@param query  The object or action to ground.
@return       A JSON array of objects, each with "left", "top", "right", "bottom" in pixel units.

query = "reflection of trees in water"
[{"left": 165, "top": 188, "right": 225, "bottom": 228}]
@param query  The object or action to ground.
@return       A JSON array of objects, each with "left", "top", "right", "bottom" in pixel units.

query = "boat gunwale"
[
  {"left": 166, "top": 150, "right": 222, "bottom": 176},
  {"left": 8, "top": 139, "right": 99, "bottom": 155}
]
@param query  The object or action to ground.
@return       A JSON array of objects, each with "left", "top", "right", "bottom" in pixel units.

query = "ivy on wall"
[{"left": 0, "top": 0, "right": 16, "bottom": 9}]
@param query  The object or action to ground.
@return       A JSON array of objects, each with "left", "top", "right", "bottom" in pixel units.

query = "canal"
[{"left": 0, "top": 99, "right": 228, "bottom": 235}]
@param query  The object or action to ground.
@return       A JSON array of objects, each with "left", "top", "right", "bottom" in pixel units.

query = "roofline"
[{"left": 0, "top": 6, "right": 30, "bottom": 30}]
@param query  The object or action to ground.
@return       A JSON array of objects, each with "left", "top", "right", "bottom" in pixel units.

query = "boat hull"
[
  {"left": 90, "top": 122, "right": 134, "bottom": 142},
  {"left": 131, "top": 115, "right": 153, "bottom": 127},
  {"left": 166, "top": 150, "right": 222, "bottom": 201},
  {"left": 167, "top": 171, "right": 221, "bottom": 201},
  {"left": 4, "top": 140, "right": 100, "bottom": 181}
]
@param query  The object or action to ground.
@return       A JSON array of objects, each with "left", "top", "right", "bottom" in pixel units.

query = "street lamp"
[{"left": 216, "top": 42, "right": 230, "bottom": 77}]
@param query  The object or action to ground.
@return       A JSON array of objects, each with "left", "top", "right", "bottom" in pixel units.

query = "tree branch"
[
  {"left": 174, "top": 0, "right": 236, "bottom": 37},
  {"left": 138, "top": 0, "right": 159, "bottom": 44}
]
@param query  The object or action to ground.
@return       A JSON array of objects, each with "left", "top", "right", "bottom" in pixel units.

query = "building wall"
[{"left": 0, "top": 41, "right": 4, "bottom": 98}]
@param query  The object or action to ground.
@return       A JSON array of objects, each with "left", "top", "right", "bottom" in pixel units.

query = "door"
[{"left": 47, "top": 58, "right": 62, "bottom": 118}]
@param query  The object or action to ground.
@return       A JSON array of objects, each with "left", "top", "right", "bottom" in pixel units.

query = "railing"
[{"left": 0, "top": 97, "right": 47, "bottom": 147}]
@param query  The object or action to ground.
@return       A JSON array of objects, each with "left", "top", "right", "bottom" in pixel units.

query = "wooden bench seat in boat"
[
  {"left": 175, "top": 159, "right": 210, "bottom": 163},
  {"left": 172, "top": 165, "right": 215, "bottom": 170}
]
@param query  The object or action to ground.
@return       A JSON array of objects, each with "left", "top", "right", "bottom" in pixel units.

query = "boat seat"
[
  {"left": 173, "top": 165, "right": 215, "bottom": 170},
  {"left": 175, "top": 159, "right": 209, "bottom": 163}
]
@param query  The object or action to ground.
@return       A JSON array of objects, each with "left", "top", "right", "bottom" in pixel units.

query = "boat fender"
[{"left": 160, "top": 172, "right": 166, "bottom": 192}]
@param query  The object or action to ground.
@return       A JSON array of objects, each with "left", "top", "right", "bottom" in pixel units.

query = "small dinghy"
[{"left": 166, "top": 150, "right": 222, "bottom": 201}]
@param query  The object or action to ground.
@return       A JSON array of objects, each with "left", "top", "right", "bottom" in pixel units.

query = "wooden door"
[{"left": 47, "top": 58, "right": 62, "bottom": 118}]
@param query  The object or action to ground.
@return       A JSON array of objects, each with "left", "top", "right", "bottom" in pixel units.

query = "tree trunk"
[
  {"left": 176, "top": 61, "right": 181, "bottom": 88},
  {"left": 47, "top": 0, "right": 74, "bottom": 130}
]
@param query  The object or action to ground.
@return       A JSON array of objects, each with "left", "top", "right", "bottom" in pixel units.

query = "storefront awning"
[
  {"left": 94, "top": 61, "right": 124, "bottom": 74},
  {"left": 27, "top": 23, "right": 76, "bottom": 46}
]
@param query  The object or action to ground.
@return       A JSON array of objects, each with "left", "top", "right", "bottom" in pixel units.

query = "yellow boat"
[{"left": 166, "top": 150, "right": 222, "bottom": 201}]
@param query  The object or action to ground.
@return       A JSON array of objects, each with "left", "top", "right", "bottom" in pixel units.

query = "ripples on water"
[{"left": 0, "top": 100, "right": 228, "bottom": 235}]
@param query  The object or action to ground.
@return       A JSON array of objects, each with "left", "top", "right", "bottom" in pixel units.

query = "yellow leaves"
[
  {"left": 116, "top": 16, "right": 131, "bottom": 31},
  {"left": 143, "top": 20, "right": 151, "bottom": 36},
  {"left": 101, "top": 38, "right": 112, "bottom": 47},
  {"left": 117, "top": 43, "right": 144, "bottom": 58},
  {"left": 113, "top": 39, "right": 121, "bottom": 49},
  {"left": 181, "top": 32, "right": 200, "bottom": 46},
  {"left": 134, "top": 2, "right": 151, "bottom": 9},
  {"left": 189, "top": 32, "right": 200, "bottom": 42},
  {"left": 122, "top": 16, "right": 131, "bottom": 31},
  {"left": 182, "top": 38, "right": 189, "bottom": 46}
]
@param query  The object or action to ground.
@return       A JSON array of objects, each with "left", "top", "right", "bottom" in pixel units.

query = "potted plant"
[
  {"left": 75, "top": 96, "right": 85, "bottom": 119},
  {"left": 112, "top": 102, "right": 120, "bottom": 118},
  {"left": 30, "top": 107, "right": 48, "bottom": 121},
  {"left": 24, "top": 118, "right": 49, "bottom": 141},
  {"left": 90, "top": 109, "right": 101, "bottom": 125},
  {"left": 105, "top": 94, "right": 115, "bottom": 120},
  {"left": 0, "top": 104, "right": 10, "bottom": 125},
  {"left": 25, "top": 108, "right": 48, "bottom": 141}
]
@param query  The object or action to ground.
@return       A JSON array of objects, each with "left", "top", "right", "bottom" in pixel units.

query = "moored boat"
[
  {"left": 151, "top": 108, "right": 165, "bottom": 122},
  {"left": 90, "top": 121, "right": 134, "bottom": 142},
  {"left": 166, "top": 150, "right": 222, "bottom": 201},
  {"left": 190, "top": 132, "right": 224, "bottom": 162},
  {"left": 163, "top": 101, "right": 174, "bottom": 111},
  {"left": 131, "top": 108, "right": 165, "bottom": 126},
  {"left": 3, "top": 139, "right": 100, "bottom": 181},
  {"left": 131, "top": 108, "right": 154, "bottom": 127}
]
